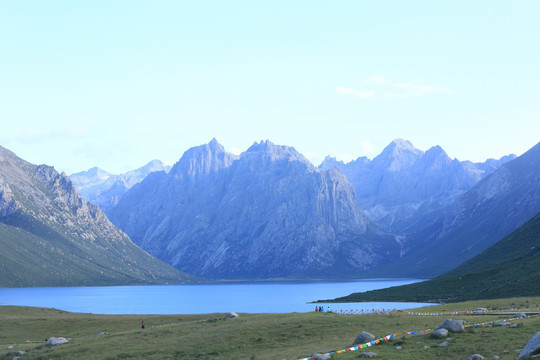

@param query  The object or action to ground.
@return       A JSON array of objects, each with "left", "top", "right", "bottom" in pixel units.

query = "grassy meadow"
[{"left": 1, "top": 297, "right": 539, "bottom": 359}]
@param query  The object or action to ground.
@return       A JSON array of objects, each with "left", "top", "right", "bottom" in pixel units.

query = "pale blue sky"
[{"left": 1, "top": 1, "right": 539, "bottom": 174}]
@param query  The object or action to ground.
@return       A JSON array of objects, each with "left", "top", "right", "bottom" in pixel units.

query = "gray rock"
[
  {"left": 17, "top": 351, "right": 26, "bottom": 355},
  {"left": 354, "top": 331, "right": 376, "bottom": 345},
  {"left": 395, "top": 346, "right": 402, "bottom": 350},
  {"left": 433, "top": 328, "right": 449, "bottom": 338},
  {"left": 438, "top": 341, "right": 449, "bottom": 347},
  {"left": 493, "top": 322, "right": 512, "bottom": 327},
  {"left": 516, "top": 312, "right": 527, "bottom": 318},
  {"left": 358, "top": 352, "right": 377, "bottom": 358},
  {"left": 436, "top": 319, "right": 465, "bottom": 333},
  {"left": 48, "top": 337, "right": 69, "bottom": 346},
  {"left": 518, "top": 331, "right": 540, "bottom": 360},
  {"left": 313, "top": 354, "right": 332, "bottom": 360},
  {"left": 227, "top": 312, "right": 239, "bottom": 318},
  {"left": 466, "top": 355, "right": 485, "bottom": 360},
  {"left": 422, "top": 346, "right": 430, "bottom": 350},
  {"left": 474, "top": 308, "right": 489, "bottom": 314},
  {"left": 7, "top": 346, "right": 13, "bottom": 349},
  {"left": 491, "top": 356, "right": 500, "bottom": 359},
  {"left": 511, "top": 324, "right": 519, "bottom": 328}
]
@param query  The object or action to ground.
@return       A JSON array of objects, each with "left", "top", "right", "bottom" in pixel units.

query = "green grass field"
[{"left": 1, "top": 297, "right": 539, "bottom": 359}]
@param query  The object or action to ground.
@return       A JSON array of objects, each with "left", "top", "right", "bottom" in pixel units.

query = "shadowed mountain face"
[
  {"left": 70, "top": 160, "right": 171, "bottom": 214},
  {"left": 367, "top": 141, "right": 540, "bottom": 278},
  {"left": 319, "top": 139, "right": 515, "bottom": 232},
  {"left": 109, "top": 139, "right": 401, "bottom": 279},
  {"left": 0, "top": 145, "right": 191, "bottom": 287},
  {"left": 331, "top": 210, "right": 540, "bottom": 303}
]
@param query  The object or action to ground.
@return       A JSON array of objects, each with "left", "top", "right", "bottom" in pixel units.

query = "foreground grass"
[{"left": 1, "top": 297, "right": 539, "bottom": 359}]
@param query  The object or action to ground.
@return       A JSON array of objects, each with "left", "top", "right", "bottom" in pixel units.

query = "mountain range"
[
  {"left": 372, "top": 140, "right": 540, "bottom": 277},
  {"left": 70, "top": 160, "right": 171, "bottom": 213},
  {"left": 2, "top": 136, "right": 538, "bottom": 286},
  {"left": 0, "top": 146, "right": 191, "bottom": 287},
  {"left": 75, "top": 138, "right": 538, "bottom": 281},
  {"left": 108, "top": 139, "right": 400, "bottom": 279},
  {"left": 319, "top": 139, "right": 515, "bottom": 232}
]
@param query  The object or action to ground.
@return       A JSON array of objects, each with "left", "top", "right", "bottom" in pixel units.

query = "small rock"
[
  {"left": 436, "top": 319, "right": 465, "bottom": 333},
  {"left": 466, "top": 354, "right": 485, "bottom": 360},
  {"left": 47, "top": 337, "right": 69, "bottom": 346},
  {"left": 395, "top": 346, "right": 402, "bottom": 350},
  {"left": 516, "top": 312, "right": 527, "bottom": 318},
  {"left": 358, "top": 352, "right": 377, "bottom": 358},
  {"left": 433, "top": 328, "right": 449, "bottom": 339},
  {"left": 354, "top": 331, "right": 376, "bottom": 345},
  {"left": 7, "top": 345, "right": 13, "bottom": 349},
  {"left": 226, "top": 312, "right": 239, "bottom": 318},
  {"left": 438, "top": 341, "right": 449, "bottom": 347},
  {"left": 518, "top": 331, "right": 540, "bottom": 360},
  {"left": 474, "top": 308, "right": 489, "bottom": 314},
  {"left": 97, "top": 331, "right": 108, "bottom": 335},
  {"left": 312, "top": 354, "right": 331, "bottom": 360},
  {"left": 510, "top": 324, "right": 519, "bottom": 328},
  {"left": 491, "top": 356, "right": 500, "bottom": 359},
  {"left": 17, "top": 351, "right": 26, "bottom": 355},
  {"left": 422, "top": 345, "right": 430, "bottom": 350},
  {"left": 493, "top": 322, "right": 512, "bottom": 327}
]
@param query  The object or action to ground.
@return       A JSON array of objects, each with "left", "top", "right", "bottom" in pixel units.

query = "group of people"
[{"left": 315, "top": 306, "right": 331, "bottom": 313}]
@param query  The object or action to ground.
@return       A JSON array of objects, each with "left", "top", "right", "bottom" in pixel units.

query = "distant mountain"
[
  {"left": 70, "top": 160, "right": 171, "bottom": 214},
  {"left": 328, "top": 210, "right": 540, "bottom": 303},
  {"left": 0, "top": 145, "right": 192, "bottom": 287},
  {"left": 109, "top": 139, "right": 401, "bottom": 279},
  {"left": 319, "top": 139, "right": 515, "bottom": 232},
  {"left": 367, "top": 140, "right": 540, "bottom": 278}
]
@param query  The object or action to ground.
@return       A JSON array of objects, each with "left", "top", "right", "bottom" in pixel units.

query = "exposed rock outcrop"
[
  {"left": 518, "top": 332, "right": 540, "bottom": 360},
  {"left": 110, "top": 140, "right": 399, "bottom": 279}
]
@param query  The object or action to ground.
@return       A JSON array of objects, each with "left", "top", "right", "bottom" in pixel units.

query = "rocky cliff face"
[
  {"left": 70, "top": 159, "right": 171, "bottom": 214},
  {"left": 0, "top": 145, "right": 190, "bottom": 287},
  {"left": 319, "top": 139, "right": 515, "bottom": 232},
  {"left": 367, "top": 140, "right": 540, "bottom": 277},
  {"left": 109, "top": 139, "right": 399, "bottom": 279}
]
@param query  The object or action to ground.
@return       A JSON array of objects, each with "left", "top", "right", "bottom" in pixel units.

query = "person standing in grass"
[{"left": 140, "top": 321, "right": 145, "bottom": 329}]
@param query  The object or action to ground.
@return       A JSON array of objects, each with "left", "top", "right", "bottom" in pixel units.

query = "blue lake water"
[{"left": 0, "top": 279, "right": 433, "bottom": 315}]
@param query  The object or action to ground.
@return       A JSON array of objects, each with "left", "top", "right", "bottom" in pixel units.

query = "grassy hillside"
[
  {"left": 0, "top": 212, "right": 195, "bottom": 287},
  {"left": 0, "top": 145, "right": 196, "bottom": 287},
  {"left": 1, "top": 297, "right": 539, "bottom": 359},
  {"left": 325, "top": 212, "right": 540, "bottom": 303}
]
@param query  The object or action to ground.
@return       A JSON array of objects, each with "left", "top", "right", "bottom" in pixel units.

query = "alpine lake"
[{"left": 0, "top": 278, "right": 433, "bottom": 314}]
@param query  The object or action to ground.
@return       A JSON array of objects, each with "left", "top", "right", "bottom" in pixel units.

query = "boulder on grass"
[
  {"left": 354, "top": 331, "right": 376, "bottom": 345},
  {"left": 466, "top": 354, "right": 485, "bottom": 360},
  {"left": 433, "top": 328, "right": 449, "bottom": 339},
  {"left": 226, "top": 312, "right": 239, "bottom": 318},
  {"left": 47, "top": 337, "right": 69, "bottom": 346},
  {"left": 518, "top": 331, "right": 540, "bottom": 360},
  {"left": 436, "top": 319, "right": 464, "bottom": 333}
]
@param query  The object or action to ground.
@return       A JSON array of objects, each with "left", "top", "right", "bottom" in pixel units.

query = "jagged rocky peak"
[
  {"left": 318, "top": 155, "right": 345, "bottom": 171},
  {"left": 420, "top": 145, "right": 452, "bottom": 168},
  {"left": 246, "top": 140, "right": 315, "bottom": 170},
  {"left": 372, "top": 138, "right": 424, "bottom": 171},
  {"left": 171, "top": 138, "right": 237, "bottom": 177}
]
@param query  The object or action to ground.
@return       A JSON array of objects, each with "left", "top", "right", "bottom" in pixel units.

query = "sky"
[{"left": 1, "top": 1, "right": 539, "bottom": 175}]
